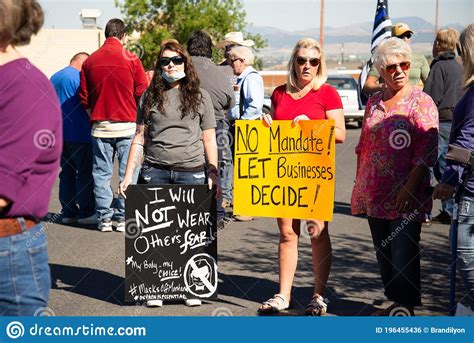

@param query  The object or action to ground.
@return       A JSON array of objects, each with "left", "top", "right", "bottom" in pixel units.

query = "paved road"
[{"left": 45, "top": 124, "right": 453, "bottom": 316}]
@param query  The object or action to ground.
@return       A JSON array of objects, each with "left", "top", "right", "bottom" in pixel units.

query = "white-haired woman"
[
  {"left": 434, "top": 24, "right": 474, "bottom": 312},
  {"left": 352, "top": 37, "right": 438, "bottom": 315},
  {"left": 259, "top": 38, "right": 345, "bottom": 315}
]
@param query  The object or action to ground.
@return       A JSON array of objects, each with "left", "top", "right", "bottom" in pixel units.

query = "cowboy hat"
[{"left": 216, "top": 32, "right": 254, "bottom": 49}]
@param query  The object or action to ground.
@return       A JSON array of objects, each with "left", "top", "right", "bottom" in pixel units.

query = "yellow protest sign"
[{"left": 233, "top": 120, "right": 335, "bottom": 221}]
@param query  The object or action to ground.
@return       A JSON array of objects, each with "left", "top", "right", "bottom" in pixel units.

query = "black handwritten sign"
[{"left": 125, "top": 185, "right": 217, "bottom": 303}]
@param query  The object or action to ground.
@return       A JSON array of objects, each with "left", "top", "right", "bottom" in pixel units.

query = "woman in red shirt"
[{"left": 258, "top": 38, "right": 345, "bottom": 315}]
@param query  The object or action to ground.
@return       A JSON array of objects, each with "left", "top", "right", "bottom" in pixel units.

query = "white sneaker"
[
  {"left": 61, "top": 217, "right": 77, "bottom": 224},
  {"left": 146, "top": 299, "right": 163, "bottom": 307},
  {"left": 99, "top": 219, "right": 113, "bottom": 232},
  {"left": 78, "top": 213, "right": 98, "bottom": 225},
  {"left": 184, "top": 299, "right": 202, "bottom": 307},
  {"left": 116, "top": 221, "right": 125, "bottom": 232}
]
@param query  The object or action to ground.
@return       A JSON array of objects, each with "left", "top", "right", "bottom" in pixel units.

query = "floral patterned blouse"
[{"left": 351, "top": 87, "right": 438, "bottom": 222}]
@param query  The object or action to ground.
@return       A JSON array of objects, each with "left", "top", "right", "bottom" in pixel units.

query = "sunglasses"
[
  {"left": 384, "top": 61, "right": 411, "bottom": 73},
  {"left": 159, "top": 56, "right": 185, "bottom": 67},
  {"left": 397, "top": 33, "right": 412, "bottom": 40},
  {"left": 230, "top": 58, "right": 243, "bottom": 64},
  {"left": 296, "top": 56, "right": 320, "bottom": 67}
]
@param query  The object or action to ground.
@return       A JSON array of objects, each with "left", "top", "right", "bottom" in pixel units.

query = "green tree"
[{"left": 116, "top": 0, "right": 266, "bottom": 69}]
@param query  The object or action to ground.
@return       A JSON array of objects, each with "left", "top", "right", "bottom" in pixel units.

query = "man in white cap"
[
  {"left": 217, "top": 32, "right": 255, "bottom": 73},
  {"left": 216, "top": 32, "right": 255, "bottom": 49}
]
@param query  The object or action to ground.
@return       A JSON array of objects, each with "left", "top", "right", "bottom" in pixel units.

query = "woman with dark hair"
[
  {"left": 119, "top": 40, "right": 219, "bottom": 307},
  {"left": 0, "top": 0, "right": 62, "bottom": 315}
]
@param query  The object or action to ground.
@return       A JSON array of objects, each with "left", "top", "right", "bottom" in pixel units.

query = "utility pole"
[
  {"left": 435, "top": 0, "right": 439, "bottom": 35},
  {"left": 320, "top": 0, "right": 325, "bottom": 47}
]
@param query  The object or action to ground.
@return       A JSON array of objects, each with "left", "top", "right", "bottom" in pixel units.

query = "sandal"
[
  {"left": 305, "top": 294, "right": 327, "bottom": 316},
  {"left": 258, "top": 294, "right": 290, "bottom": 313}
]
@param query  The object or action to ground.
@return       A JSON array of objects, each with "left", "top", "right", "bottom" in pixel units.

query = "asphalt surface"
[{"left": 45, "top": 124, "right": 454, "bottom": 316}]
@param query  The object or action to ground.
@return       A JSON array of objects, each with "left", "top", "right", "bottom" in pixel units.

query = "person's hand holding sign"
[
  {"left": 118, "top": 176, "right": 132, "bottom": 199},
  {"left": 291, "top": 114, "right": 310, "bottom": 127},
  {"left": 261, "top": 112, "right": 273, "bottom": 127}
]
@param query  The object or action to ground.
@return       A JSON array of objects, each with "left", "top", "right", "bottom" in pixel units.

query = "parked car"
[{"left": 326, "top": 74, "right": 364, "bottom": 127}]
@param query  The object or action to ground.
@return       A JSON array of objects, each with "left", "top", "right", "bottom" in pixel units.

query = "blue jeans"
[
  {"left": 368, "top": 217, "right": 422, "bottom": 306},
  {"left": 92, "top": 135, "right": 134, "bottom": 222},
  {"left": 216, "top": 119, "right": 233, "bottom": 219},
  {"left": 140, "top": 164, "right": 206, "bottom": 186},
  {"left": 0, "top": 222, "right": 50, "bottom": 315},
  {"left": 218, "top": 119, "right": 234, "bottom": 205},
  {"left": 437, "top": 122, "right": 454, "bottom": 216},
  {"left": 59, "top": 142, "right": 95, "bottom": 219},
  {"left": 454, "top": 196, "right": 474, "bottom": 309}
]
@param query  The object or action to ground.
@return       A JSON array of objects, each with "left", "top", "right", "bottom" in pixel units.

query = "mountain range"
[
  {"left": 247, "top": 16, "right": 466, "bottom": 66},
  {"left": 247, "top": 16, "right": 465, "bottom": 48}
]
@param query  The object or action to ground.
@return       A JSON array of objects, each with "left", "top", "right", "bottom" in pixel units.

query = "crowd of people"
[{"left": 0, "top": 0, "right": 472, "bottom": 316}]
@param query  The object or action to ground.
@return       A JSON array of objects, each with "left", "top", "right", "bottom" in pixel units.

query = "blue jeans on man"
[
  {"left": 218, "top": 119, "right": 234, "bottom": 206},
  {"left": 59, "top": 142, "right": 95, "bottom": 219},
  {"left": 0, "top": 222, "right": 50, "bottom": 315},
  {"left": 92, "top": 135, "right": 134, "bottom": 223},
  {"left": 453, "top": 196, "right": 474, "bottom": 310},
  {"left": 217, "top": 118, "right": 234, "bottom": 218}
]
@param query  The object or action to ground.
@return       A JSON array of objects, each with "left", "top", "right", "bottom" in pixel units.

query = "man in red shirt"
[{"left": 79, "top": 18, "right": 147, "bottom": 232}]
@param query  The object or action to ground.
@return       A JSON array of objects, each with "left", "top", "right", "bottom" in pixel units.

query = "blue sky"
[{"left": 39, "top": 0, "right": 473, "bottom": 31}]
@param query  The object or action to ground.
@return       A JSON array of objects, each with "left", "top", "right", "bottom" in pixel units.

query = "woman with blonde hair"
[
  {"left": 434, "top": 23, "right": 474, "bottom": 313},
  {"left": 259, "top": 38, "right": 345, "bottom": 315}
]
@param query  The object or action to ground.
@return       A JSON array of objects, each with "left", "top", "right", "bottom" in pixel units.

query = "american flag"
[
  {"left": 370, "top": 0, "right": 392, "bottom": 52},
  {"left": 358, "top": 0, "right": 392, "bottom": 105}
]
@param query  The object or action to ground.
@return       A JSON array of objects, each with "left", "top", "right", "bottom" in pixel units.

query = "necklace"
[{"left": 292, "top": 83, "right": 311, "bottom": 99}]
